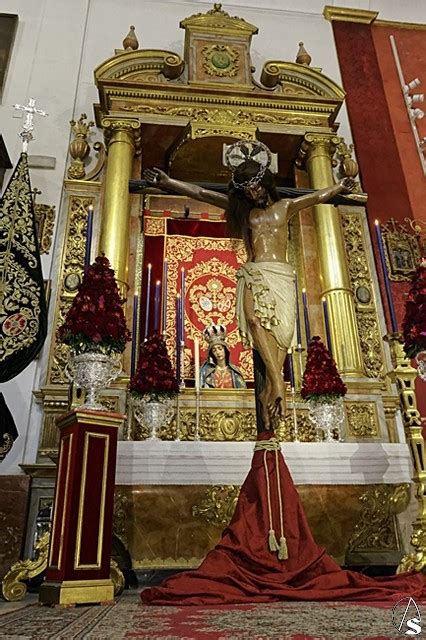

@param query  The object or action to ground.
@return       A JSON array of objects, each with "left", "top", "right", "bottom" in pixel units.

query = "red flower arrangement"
[
  {"left": 129, "top": 334, "right": 179, "bottom": 400},
  {"left": 301, "top": 336, "right": 347, "bottom": 403},
  {"left": 58, "top": 255, "right": 131, "bottom": 355},
  {"left": 403, "top": 260, "right": 426, "bottom": 359}
]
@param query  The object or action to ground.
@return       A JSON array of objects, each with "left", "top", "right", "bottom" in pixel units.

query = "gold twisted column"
[
  {"left": 385, "top": 333, "right": 426, "bottom": 573},
  {"left": 299, "top": 133, "right": 364, "bottom": 376},
  {"left": 99, "top": 118, "right": 141, "bottom": 289}
]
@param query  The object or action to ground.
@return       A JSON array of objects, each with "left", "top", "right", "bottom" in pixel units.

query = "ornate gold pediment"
[
  {"left": 94, "top": 49, "right": 185, "bottom": 84},
  {"left": 179, "top": 3, "right": 258, "bottom": 37},
  {"left": 261, "top": 61, "right": 345, "bottom": 99}
]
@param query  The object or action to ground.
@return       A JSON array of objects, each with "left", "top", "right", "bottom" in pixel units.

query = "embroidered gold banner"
[{"left": 0, "top": 153, "right": 47, "bottom": 381}]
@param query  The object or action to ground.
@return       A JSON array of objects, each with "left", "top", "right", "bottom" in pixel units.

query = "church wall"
[{"left": 1, "top": 0, "right": 425, "bottom": 477}]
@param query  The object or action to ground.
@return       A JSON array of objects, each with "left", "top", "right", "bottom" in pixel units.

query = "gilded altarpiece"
[{"left": 25, "top": 4, "right": 415, "bottom": 572}]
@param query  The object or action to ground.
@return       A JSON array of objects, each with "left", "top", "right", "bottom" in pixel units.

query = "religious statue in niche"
[
  {"left": 144, "top": 140, "right": 355, "bottom": 428},
  {"left": 200, "top": 324, "right": 246, "bottom": 389}
]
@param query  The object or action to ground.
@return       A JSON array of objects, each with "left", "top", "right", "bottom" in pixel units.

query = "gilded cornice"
[
  {"left": 323, "top": 6, "right": 378, "bottom": 24},
  {"left": 95, "top": 85, "right": 342, "bottom": 132}
]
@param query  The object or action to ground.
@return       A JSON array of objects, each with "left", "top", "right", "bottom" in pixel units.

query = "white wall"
[{"left": 1, "top": 0, "right": 424, "bottom": 474}]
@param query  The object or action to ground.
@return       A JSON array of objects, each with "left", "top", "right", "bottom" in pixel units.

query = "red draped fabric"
[{"left": 141, "top": 432, "right": 425, "bottom": 605}]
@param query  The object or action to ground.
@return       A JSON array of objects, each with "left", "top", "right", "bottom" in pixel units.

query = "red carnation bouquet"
[
  {"left": 403, "top": 260, "right": 426, "bottom": 359},
  {"left": 58, "top": 255, "right": 131, "bottom": 355},
  {"left": 301, "top": 336, "right": 347, "bottom": 404},
  {"left": 129, "top": 334, "right": 179, "bottom": 401}
]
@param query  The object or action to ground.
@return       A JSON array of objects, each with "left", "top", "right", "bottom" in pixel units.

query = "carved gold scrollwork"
[
  {"left": 346, "top": 402, "right": 380, "bottom": 438},
  {"left": 347, "top": 484, "right": 410, "bottom": 554},
  {"left": 34, "top": 203, "right": 56, "bottom": 254},
  {"left": 275, "top": 412, "right": 317, "bottom": 442},
  {"left": 113, "top": 490, "right": 129, "bottom": 547},
  {"left": 1, "top": 530, "right": 49, "bottom": 601},
  {"left": 110, "top": 558, "right": 125, "bottom": 596},
  {"left": 341, "top": 212, "right": 385, "bottom": 378},
  {"left": 398, "top": 526, "right": 426, "bottom": 574},
  {"left": 385, "top": 334, "right": 426, "bottom": 572},
  {"left": 48, "top": 197, "right": 94, "bottom": 384},
  {"left": 192, "top": 485, "right": 240, "bottom": 526},
  {"left": 134, "top": 409, "right": 257, "bottom": 441}
]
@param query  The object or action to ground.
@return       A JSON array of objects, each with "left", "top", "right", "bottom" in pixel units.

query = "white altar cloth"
[{"left": 116, "top": 441, "right": 412, "bottom": 486}]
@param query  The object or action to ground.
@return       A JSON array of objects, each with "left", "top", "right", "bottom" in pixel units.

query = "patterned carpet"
[{"left": 0, "top": 591, "right": 422, "bottom": 639}]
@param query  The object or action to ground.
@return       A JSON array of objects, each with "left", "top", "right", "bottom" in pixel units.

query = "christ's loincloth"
[{"left": 236, "top": 261, "right": 295, "bottom": 350}]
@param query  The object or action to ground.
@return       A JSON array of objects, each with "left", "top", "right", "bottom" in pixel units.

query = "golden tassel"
[
  {"left": 268, "top": 529, "right": 279, "bottom": 552},
  {"left": 278, "top": 536, "right": 288, "bottom": 560}
]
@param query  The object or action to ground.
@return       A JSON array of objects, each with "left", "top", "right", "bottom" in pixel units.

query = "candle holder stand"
[
  {"left": 290, "top": 387, "right": 299, "bottom": 442},
  {"left": 174, "top": 392, "right": 181, "bottom": 441},
  {"left": 293, "top": 345, "right": 305, "bottom": 392},
  {"left": 179, "top": 341, "right": 186, "bottom": 389},
  {"left": 385, "top": 332, "right": 426, "bottom": 573},
  {"left": 194, "top": 389, "right": 201, "bottom": 441}
]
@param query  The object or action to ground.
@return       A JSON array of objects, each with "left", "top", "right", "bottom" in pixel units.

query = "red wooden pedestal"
[{"left": 39, "top": 409, "right": 123, "bottom": 605}]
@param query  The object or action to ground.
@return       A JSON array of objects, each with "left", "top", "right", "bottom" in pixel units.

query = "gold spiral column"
[
  {"left": 299, "top": 133, "right": 364, "bottom": 376},
  {"left": 99, "top": 118, "right": 141, "bottom": 289}
]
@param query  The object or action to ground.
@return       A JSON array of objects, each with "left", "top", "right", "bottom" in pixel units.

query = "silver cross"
[{"left": 13, "top": 98, "right": 48, "bottom": 152}]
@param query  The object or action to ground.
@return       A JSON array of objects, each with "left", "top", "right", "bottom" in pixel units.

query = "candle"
[
  {"left": 84, "top": 205, "right": 94, "bottom": 271},
  {"left": 153, "top": 280, "right": 161, "bottom": 333},
  {"left": 130, "top": 295, "right": 139, "bottom": 377},
  {"left": 162, "top": 259, "right": 168, "bottom": 335},
  {"left": 322, "top": 297, "right": 333, "bottom": 356},
  {"left": 144, "top": 263, "right": 152, "bottom": 340},
  {"left": 176, "top": 293, "right": 181, "bottom": 383},
  {"left": 374, "top": 220, "right": 398, "bottom": 332},
  {"left": 287, "top": 347, "right": 295, "bottom": 389},
  {"left": 194, "top": 337, "right": 200, "bottom": 391},
  {"left": 180, "top": 267, "right": 186, "bottom": 346},
  {"left": 301, "top": 288, "right": 311, "bottom": 343},
  {"left": 293, "top": 270, "right": 302, "bottom": 346}
]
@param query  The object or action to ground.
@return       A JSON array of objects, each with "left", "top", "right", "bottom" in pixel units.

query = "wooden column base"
[{"left": 39, "top": 578, "right": 114, "bottom": 605}]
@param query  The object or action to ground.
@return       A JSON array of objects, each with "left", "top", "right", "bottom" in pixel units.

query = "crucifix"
[{"left": 13, "top": 98, "right": 48, "bottom": 152}]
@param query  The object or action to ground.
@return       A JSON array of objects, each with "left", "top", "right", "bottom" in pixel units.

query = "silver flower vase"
[
  {"left": 132, "top": 395, "right": 175, "bottom": 440},
  {"left": 415, "top": 351, "right": 426, "bottom": 381},
  {"left": 308, "top": 396, "right": 345, "bottom": 442},
  {"left": 66, "top": 352, "right": 122, "bottom": 410}
]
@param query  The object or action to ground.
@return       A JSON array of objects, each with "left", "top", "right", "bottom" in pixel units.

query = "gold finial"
[
  {"left": 123, "top": 25, "right": 139, "bottom": 51},
  {"left": 296, "top": 42, "right": 312, "bottom": 66},
  {"left": 68, "top": 114, "right": 94, "bottom": 180},
  {"left": 70, "top": 113, "right": 94, "bottom": 138}
]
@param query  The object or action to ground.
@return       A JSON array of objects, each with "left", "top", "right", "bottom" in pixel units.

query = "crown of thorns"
[{"left": 225, "top": 141, "right": 272, "bottom": 189}]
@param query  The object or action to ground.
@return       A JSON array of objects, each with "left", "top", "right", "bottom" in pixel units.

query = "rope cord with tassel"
[{"left": 254, "top": 437, "right": 288, "bottom": 560}]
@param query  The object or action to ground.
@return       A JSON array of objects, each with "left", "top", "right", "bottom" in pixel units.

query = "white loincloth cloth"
[{"left": 236, "top": 262, "right": 295, "bottom": 350}]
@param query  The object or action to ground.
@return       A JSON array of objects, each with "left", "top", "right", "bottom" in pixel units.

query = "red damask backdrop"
[{"left": 141, "top": 212, "right": 253, "bottom": 383}]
